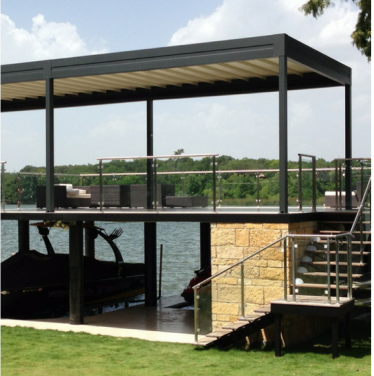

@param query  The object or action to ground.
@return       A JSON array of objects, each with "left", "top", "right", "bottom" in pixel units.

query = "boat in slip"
[{"left": 1, "top": 222, "right": 145, "bottom": 319}]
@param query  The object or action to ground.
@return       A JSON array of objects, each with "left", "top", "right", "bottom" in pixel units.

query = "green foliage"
[{"left": 300, "top": 0, "right": 371, "bottom": 60}]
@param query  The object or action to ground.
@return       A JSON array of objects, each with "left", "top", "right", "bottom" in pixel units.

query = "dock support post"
[
  {"left": 200, "top": 222, "right": 211, "bottom": 269},
  {"left": 84, "top": 221, "right": 95, "bottom": 258},
  {"left": 144, "top": 222, "right": 157, "bottom": 306},
  {"left": 279, "top": 55, "right": 288, "bottom": 214},
  {"left": 45, "top": 76, "right": 55, "bottom": 212},
  {"left": 331, "top": 317, "right": 339, "bottom": 359},
  {"left": 18, "top": 220, "right": 29, "bottom": 254},
  {"left": 69, "top": 221, "right": 84, "bottom": 324},
  {"left": 274, "top": 313, "right": 283, "bottom": 357}
]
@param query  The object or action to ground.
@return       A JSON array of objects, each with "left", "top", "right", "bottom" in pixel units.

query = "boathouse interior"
[{"left": 2, "top": 34, "right": 369, "bottom": 356}]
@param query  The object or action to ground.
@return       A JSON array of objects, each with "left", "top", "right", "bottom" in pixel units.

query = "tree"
[{"left": 300, "top": 0, "right": 371, "bottom": 61}]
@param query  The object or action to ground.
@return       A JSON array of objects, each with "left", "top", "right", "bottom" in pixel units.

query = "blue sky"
[{"left": 1, "top": 0, "right": 371, "bottom": 172}]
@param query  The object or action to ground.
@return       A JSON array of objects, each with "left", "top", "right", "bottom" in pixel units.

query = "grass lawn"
[{"left": 1, "top": 319, "right": 371, "bottom": 376}]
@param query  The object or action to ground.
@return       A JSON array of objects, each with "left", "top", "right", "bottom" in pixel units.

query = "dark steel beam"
[
  {"left": 45, "top": 78, "right": 54, "bottom": 212},
  {"left": 279, "top": 55, "right": 288, "bottom": 214},
  {"left": 345, "top": 83, "right": 352, "bottom": 209},
  {"left": 144, "top": 222, "right": 157, "bottom": 306},
  {"left": 1, "top": 73, "right": 341, "bottom": 113},
  {"left": 200, "top": 222, "right": 211, "bottom": 269},
  {"left": 18, "top": 220, "right": 29, "bottom": 253},
  {"left": 69, "top": 221, "right": 84, "bottom": 324},
  {"left": 146, "top": 100, "right": 154, "bottom": 209}
]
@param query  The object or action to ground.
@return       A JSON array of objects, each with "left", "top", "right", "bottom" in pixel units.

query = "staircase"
[
  {"left": 196, "top": 305, "right": 273, "bottom": 348},
  {"left": 294, "top": 207, "right": 371, "bottom": 307}
]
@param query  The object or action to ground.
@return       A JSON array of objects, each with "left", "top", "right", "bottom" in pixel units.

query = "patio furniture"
[
  {"left": 36, "top": 184, "right": 91, "bottom": 209},
  {"left": 165, "top": 196, "right": 208, "bottom": 208}
]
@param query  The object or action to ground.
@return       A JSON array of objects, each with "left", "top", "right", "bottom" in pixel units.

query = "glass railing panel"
[
  {"left": 155, "top": 155, "right": 213, "bottom": 210},
  {"left": 195, "top": 282, "right": 213, "bottom": 337}
]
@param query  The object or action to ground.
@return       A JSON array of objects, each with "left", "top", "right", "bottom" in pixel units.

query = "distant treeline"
[{"left": 1, "top": 156, "right": 361, "bottom": 205}]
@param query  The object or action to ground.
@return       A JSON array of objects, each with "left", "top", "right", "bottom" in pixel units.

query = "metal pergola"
[
  {"left": 1, "top": 33, "right": 352, "bottom": 214},
  {"left": 1, "top": 34, "right": 353, "bottom": 313}
]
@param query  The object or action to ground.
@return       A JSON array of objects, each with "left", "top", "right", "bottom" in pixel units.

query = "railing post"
[
  {"left": 334, "top": 159, "right": 338, "bottom": 209},
  {"left": 312, "top": 156, "right": 316, "bottom": 212},
  {"left": 240, "top": 261, "right": 245, "bottom": 318},
  {"left": 298, "top": 154, "right": 302, "bottom": 212},
  {"left": 99, "top": 160, "right": 103, "bottom": 211},
  {"left": 194, "top": 287, "right": 199, "bottom": 343},
  {"left": 326, "top": 238, "right": 331, "bottom": 303},
  {"left": 212, "top": 156, "right": 216, "bottom": 212},
  {"left": 283, "top": 237, "right": 288, "bottom": 301},
  {"left": 1, "top": 162, "right": 6, "bottom": 212},
  {"left": 347, "top": 236, "right": 353, "bottom": 299},
  {"left": 335, "top": 238, "right": 340, "bottom": 303},
  {"left": 291, "top": 237, "right": 296, "bottom": 302},
  {"left": 153, "top": 158, "right": 158, "bottom": 211}
]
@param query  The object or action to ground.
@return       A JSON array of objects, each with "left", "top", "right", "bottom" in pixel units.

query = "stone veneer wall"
[{"left": 210, "top": 221, "right": 330, "bottom": 346}]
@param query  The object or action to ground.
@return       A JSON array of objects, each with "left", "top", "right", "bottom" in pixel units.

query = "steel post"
[{"left": 69, "top": 221, "right": 84, "bottom": 325}]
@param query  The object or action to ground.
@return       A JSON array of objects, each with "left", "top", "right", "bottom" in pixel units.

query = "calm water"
[{"left": 1, "top": 205, "right": 200, "bottom": 297}]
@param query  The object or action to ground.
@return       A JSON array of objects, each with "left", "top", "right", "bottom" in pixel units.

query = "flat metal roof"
[{"left": 1, "top": 34, "right": 351, "bottom": 112}]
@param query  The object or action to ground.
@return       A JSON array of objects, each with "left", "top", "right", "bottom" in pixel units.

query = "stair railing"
[
  {"left": 193, "top": 230, "right": 355, "bottom": 343},
  {"left": 349, "top": 177, "right": 371, "bottom": 270}
]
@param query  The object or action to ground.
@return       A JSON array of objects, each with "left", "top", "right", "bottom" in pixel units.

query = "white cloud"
[
  {"left": 1, "top": 14, "right": 107, "bottom": 64},
  {"left": 167, "top": 0, "right": 370, "bottom": 160}
]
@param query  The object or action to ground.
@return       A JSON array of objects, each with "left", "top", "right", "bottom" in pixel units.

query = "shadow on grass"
[{"left": 195, "top": 317, "right": 371, "bottom": 359}]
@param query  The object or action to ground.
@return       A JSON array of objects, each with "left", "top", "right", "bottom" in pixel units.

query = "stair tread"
[
  {"left": 206, "top": 329, "right": 233, "bottom": 338},
  {"left": 317, "top": 240, "right": 371, "bottom": 245},
  {"left": 301, "top": 261, "right": 366, "bottom": 266},
  {"left": 196, "top": 337, "right": 218, "bottom": 346},
  {"left": 305, "top": 250, "right": 370, "bottom": 255},
  {"left": 222, "top": 321, "right": 249, "bottom": 330},
  {"left": 254, "top": 305, "right": 271, "bottom": 313},
  {"left": 303, "top": 272, "right": 363, "bottom": 278},
  {"left": 238, "top": 313, "right": 265, "bottom": 321},
  {"left": 294, "top": 283, "right": 356, "bottom": 290}
]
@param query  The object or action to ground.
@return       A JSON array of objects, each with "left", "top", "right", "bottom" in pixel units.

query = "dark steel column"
[
  {"left": 18, "top": 220, "right": 29, "bottom": 254},
  {"left": 146, "top": 100, "right": 154, "bottom": 209},
  {"left": 279, "top": 55, "right": 288, "bottom": 214},
  {"left": 69, "top": 221, "right": 84, "bottom": 324},
  {"left": 200, "top": 222, "right": 211, "bottom": 269},
  {"left": 345, "top": 83, "right": 352, "bottom": 209},
  {"left": 45, "top": 77, "right": 55, "bottom": 212},
  {"left": 144, "top": 222, "right": 157, "bottom": 306},
  {"left": 84, "top": 221, "right": 95, "bottom": 258}
]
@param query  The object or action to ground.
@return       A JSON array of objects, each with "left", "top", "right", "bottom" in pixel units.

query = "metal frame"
[{"left": 1, "top": 34, "right": 352, "bottom": 215}]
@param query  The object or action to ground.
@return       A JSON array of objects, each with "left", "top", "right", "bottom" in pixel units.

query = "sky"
[{"left": 1, "top": 0, "right": 371, "bottom": 172}]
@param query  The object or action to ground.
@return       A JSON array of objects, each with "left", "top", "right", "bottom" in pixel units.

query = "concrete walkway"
[{"left": 1, "top": 296, "right": 197, "bottom": 345}]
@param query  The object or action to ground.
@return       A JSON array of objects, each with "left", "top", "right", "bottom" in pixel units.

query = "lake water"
[{"left": 1, "top": 205, "right": 201, "bottom": 297}]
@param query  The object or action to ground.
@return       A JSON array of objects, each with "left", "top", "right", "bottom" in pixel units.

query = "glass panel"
[
  {"left": 196, "top": 282, "right": 212, "bottom": 336},
  {"left": 156, "top": 155, "right": 213, "bottom": 210}
]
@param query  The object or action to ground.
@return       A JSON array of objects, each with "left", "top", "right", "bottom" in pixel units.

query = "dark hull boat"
[{"left": 1, "top": 223, "right": 145, "bottom": 319}]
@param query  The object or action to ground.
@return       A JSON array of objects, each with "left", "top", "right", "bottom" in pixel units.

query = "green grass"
[{"left": 1, "top": 319, "right": 371, "bottom": 376}]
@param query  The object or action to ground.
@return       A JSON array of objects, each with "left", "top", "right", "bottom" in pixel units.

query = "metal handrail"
[{"left": 193, "top": 231, "right": 354, "bottom": 342}]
